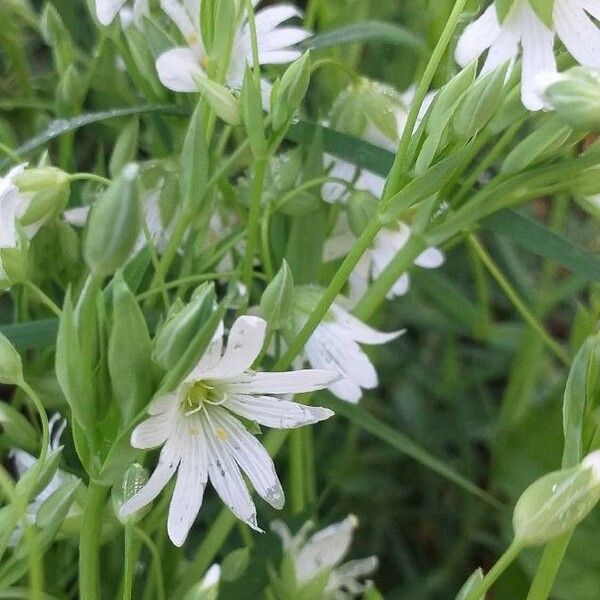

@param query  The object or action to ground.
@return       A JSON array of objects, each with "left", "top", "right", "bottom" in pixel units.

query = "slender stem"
[
  {"left": 242, "top": 156, "right": 268, "bottom": 291},
  {"left": 310, "top": 58, "right": 361, "bottom": 86},
  {"left": 289, "top": 429, "right": 305, "bottom": 514},
  {"left": 274, "top": 217, "right": 382, "bottom": 371},
  {"left": 353, "top": 233, "right": 426, "bottom": 321},
  {"left": 22, "top": 281, "right": 62, "bottom": 318},
  {"left": 79, "top": 481, "right": 109, "bottom": 600},
  {"left": 134, "top": 528, "right": 166, "bottom": 600},
  {"left": 141, "top": 219, "right": 169, "bottom": 311},
  {"left": 136, "top": 271, "right": 239, "bottom": 301},
  {"left": 69, "top": 173, "right": 112, "bottom": 186},
  {"left": 468, "top": 236, "right": 569, "bottom": 366},
  {"left": 384, "top": 0, "right": 469, "bottom": 201},
  {"left": 122, "top": 527, "right": 136, "bottom": 600},
  {"left": 18, "top": 379, "right": 50, "bottom": 482},
  {"left": 526, "top": 533, "right": 572, "bottom": 600},
  {"left": 273, "top": 176, "right": 354, "bottom": 212},
  {"left": 464, "top": 542, "right": 522, "bottom": 600},
  {"left": 242, "top": 0, "right": 260, "bottom": 76}
]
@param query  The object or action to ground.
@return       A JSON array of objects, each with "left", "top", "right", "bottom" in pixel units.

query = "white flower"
[
  {"left": 120, "top": 315, "right": 337, "bottom": 546},
  {"left": 95, "top": 0, "right": 149, "bottom": 27},
  {"left": 272, "top": 515, "right": 378, "bottom": 599},
  {"left": 156, "top": 0, "right": 310, "bottom": 100},
  {"left": 324, "top": 216, "right": 445, "bottom": 303},
  {"left": 455, "top": 0, "right": 600, "bottom": 111},
  {"left": 293, "top": 293, "right": 403, "bottom": 403}
]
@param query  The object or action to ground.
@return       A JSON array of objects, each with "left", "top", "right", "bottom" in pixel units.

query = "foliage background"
[{"left": 2, "top": 0, "right": 600, "bottom": 598}]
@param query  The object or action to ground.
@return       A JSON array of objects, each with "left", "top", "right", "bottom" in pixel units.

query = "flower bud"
[
  {"left": 0, "top": 332, "right": 23, "bottom": 385},
  {"left": 271, "top": 52, "right": 311, "bottom": 131},
  {"left": 57, "top": 65, "right": 83, "bottom": 116},
  {"left": 539, "top": 67, "right": 600, "bottom": 131},
  {"left": 241, "top": 67, "right": 267, "bottom": 156},
  {"left": 194, "top": 76, "right": 241, "bottom": 126},
  {"left": 183, "top": 564, "right": 221, "bottom": 600},
  {"left": 260, "top": 260, "right": 294, "bottom": 330},
  {"left": 84, "top": 163, "right": 141, "bottom": 277},
  {"left": 152, "top": 283, "right": 216, "bottom": 370},
  {"left": 348, "top": 190, "right": 378, "bottom": 237},
  {"left": 14, "top": 166, "right": 70, "bottom": 234},
  {"left": 112, "top": 464, "right": 150, "bottom": 525},
  {"left": 513, "top": 452, "right": 600, "bottom": 546}
]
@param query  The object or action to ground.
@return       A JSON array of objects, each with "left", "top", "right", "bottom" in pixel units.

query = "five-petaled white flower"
[
  {"left": 324, "top": 217, "right": 445, "bottom": 303},
  {"left": 455, "top": 0, "right": 600, "bottom": 111},
  {"left": 290, "top": 290, "right": 403, "bottom": 403},
  {"left": 120, "top": 315, "right": 337, "bottom": 546},
  {"left": 272, "top": 515, "right": 378, "bottom": 599},
  {"left": 156, "top": 0, "right": 310, "bottom": 100},
  {"left": 95, "top": 0, "right": 149, "bottom": 27}
]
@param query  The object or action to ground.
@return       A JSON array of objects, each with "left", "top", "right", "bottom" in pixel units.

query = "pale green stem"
[
  {"left": 526, "top": 533, "right": 572, "bottom": 600},
  {"left": 68, "top": 173, "right": 112, "bottom": 186},
  {"left": 79, "top": 481, "right": 109, "bottom": 600},
  {"left": 121, "top": 526, "right": 136, "bottom": 600},
  {"left": 464, "top": 542, "right": 522, "bottom": 600},
  {"left": 18, "top": 379, "right": 50, "bottom": 480},
  {"left": 274, "top": 217, "right": 382, "bottom": 371},
  {"left": 468, "top": 235, "right": 570, "bottom": 366},
  {"left": 134, "top": 528, "right": 166, "bottom": 600},
  {"left": 22, "top": 281, "right": 61, "bottom": 318},
  {"left": 384, "top": 0, "right": 470, "bottom": 202}
]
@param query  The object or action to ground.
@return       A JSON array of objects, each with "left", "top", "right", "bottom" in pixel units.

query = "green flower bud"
[
  {"left": 454, "top": 62, "right": 509, "bottom": 138},
  {"left": 15, "top": 166, "right": 70, "bottom": 231},
  {"left": 271, "top": 52, "right": 311, "bottom": 131},
  {"left": 152, "top": 283, "right": 216, "bottom": 370},
  {"left": 347, "top": 190, "right": 378, "bottom": 237},
  {"left": 541, "top": 67, "right": 600, "bottom": 131},
  {"left": 194, "top": 76, "right": 241, "bottom": 126},
  {"left": 84, "top": 163, "right": 141, "bottom": 277},
  {"left": 57, "top": 65, "right": 83, "bottom": 116},
  {"left": 112, "top": 463, "right": 150, "bottom": 526},
  {"left": 513, "top": 451, "right": 600, "bottom": 546},
  {"left": 0, "top": 332, "right": 23, "bottom": 385},
  {"left": 241, "top": 67, "right": 267, "bottom": 156},
  {"left": 183, "top": 564, "right": 221, "bottom": 600},
  {"left": 260, "top": 260, "right": 294, "bottom": 330}
]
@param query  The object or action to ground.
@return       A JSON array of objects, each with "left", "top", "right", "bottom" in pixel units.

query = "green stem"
[
  {"left": 289, "top": 429, "right": 305, "bottom": 514},
  {"left": 242, "top": 156, "right": 268, "bottom": 291},
  {"left": 353, "top": 232, "right": 426, "bottom": 321},
  {"left": 22, "top": 281, "right": 62, "bottom": 318},
  {"left": 464, "top": 542, "right": 522, "bottom": 600},
  {"left": 274, "top": 217, "right": 382, "bottom": 371},
  {"left": 134, "top": 528, "right": 166, "bottom": 600},
  {"left": 69, "top": 173, "right": 112, "bottom": 186},
  {"left": 468, "top": 235, "right": 569, "bottom": 366},
  {"left": 526, "top": 533, "right": 572, "bottom": 600},
  {"left": 242, "top": 0, "right": 260, "bottom": 76},
  {"left": 18, "top": 379, "right": 50, "bottom": 487},
  {"left": 384, "top": 0, "right": 469, "bottom": 200},
  {"left": 122, "top": 527, "right": 136, "bottom": 600},
  {"left": 136, "top": 271, "right": 241, "bottom": 301},
  {"left": 79, "top": 481, "right": 109, "bottom": 600}
]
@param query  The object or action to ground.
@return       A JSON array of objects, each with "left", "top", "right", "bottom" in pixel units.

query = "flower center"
[{"left": 182, "top": 381, "right": 225, "bottom": 416}]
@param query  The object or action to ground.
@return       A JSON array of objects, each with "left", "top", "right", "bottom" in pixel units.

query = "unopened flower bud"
[
  {"left": 539, "top": 67, "right": 600, "bottom": 131},
  {"left": 513, "top": 453, "right": 600, "bottom": 546},
  {"left": 194, "top": 76, "right": 241, "bottom": 126},
  {"left": 84, "top": 163, "right": 141, "bottom": 277},
  {"left": 271, "top": 52, "right": 311, "bottom": 131}
]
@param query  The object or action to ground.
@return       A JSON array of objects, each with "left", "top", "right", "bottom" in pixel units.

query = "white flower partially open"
[
  {"left": 455, "top": 0, "right": 600, "bottom": 111},
  {"left": 120, "top": 315, "right": 337, "bottom": 546},
  {"left": 324, "top": 216, "right": 445, "bottom": 304},
  {"left": 272, "top": 515, "right": 378, "bottom": 598},
  {"left": 95, "top": 0, "right": 149, "bottom": 27},
  {"left": 299, "top": 298, "right": 403, "bottom": 403},
  {"left": 156, "top": 0, "right": 310, "bottom": 100}
]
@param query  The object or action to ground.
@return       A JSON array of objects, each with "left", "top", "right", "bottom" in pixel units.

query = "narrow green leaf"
[
  {"left": 321, "top": 396, "right": 502, "bottom": 508},
  {"left": 302, "top": 21, "right": 424, "bottom": 51}
]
